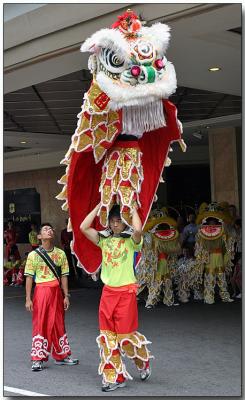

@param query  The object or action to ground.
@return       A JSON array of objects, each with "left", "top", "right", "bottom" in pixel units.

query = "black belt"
[{"left": 116, "top": 134, "right": 138, "bottom": 141}]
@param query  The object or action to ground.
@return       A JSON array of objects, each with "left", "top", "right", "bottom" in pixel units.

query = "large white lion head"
[{"left": 81, "top": 10, "right": 177, "bottom": 109}]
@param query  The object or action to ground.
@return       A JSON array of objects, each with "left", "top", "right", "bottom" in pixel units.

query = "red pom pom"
[
  {"left": 131, "top": 20, "right": 142, "bottom": 32},
  {"left": 131, "top": 65, "right": 141, "bottom": 77},
  {"left": 155, "top": 59, "right": 164, "bottom": 70}
]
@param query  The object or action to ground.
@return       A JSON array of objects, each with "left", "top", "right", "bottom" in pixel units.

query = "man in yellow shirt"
[
  {"left": 28, "top": 223, "right": 39, "bottom": 250},
  {"left": 24, "top": 223, "right": 78, "bottom": 371},
  {"left": 81, "top": 204, "right": 153, "bottom": 392}
]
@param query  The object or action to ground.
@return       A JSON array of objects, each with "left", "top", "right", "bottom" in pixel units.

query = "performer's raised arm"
[
  {"left": 80, "top": 203, "right": 100, "bottom": 245},
  {"left": 132, "top": 208, "right": 142, "bottom": 244}
]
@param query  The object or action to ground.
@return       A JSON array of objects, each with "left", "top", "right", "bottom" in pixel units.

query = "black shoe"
[
  {"left": 101, "top": 381, "right": 126, "bottom": 392},
  {"left": 31, "top": 360, "right": 44, "bottom": 372}
]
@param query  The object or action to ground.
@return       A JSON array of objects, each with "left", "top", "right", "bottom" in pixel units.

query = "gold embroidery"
[
  {"left": 121, "top": 342, "right": 135, "bottom": 358},
  {"left": 120, "top": 159, "right": 132, "bottom": 180},
  {"left": 130, "top": 172, "right": 139, "bottom": 190},
  {"left": 118, "top": 186, "right": 133, "bottom": 206},
  {"left": 110, "top": 353, "right": 122, "bottom": 371},
  {"left": 107, "top": 111, "right": 120, "bottom": 125},
  {"left": 94, "top": 126, "right": 107, "bottom": 146},
  {"left": 100, "top": 330, "right": 117, "bottom": 348},
  {"left": 107, "top": 124, "right": 118, "bottom": 141},
  {"left": 94, "top": 145, "right": 107, "bottom": 162},
  {"left": 103, "top": 368, "right": 117, "bottom": 383},
  {"left": 136, "top": 345, "right": 148, "bottom": 360},
  {"left": 76, "top": 132, "right": 93, "bottom": 151},
  {"left": 135, "top": 358, "right": 144, "bottom": 369},
  {"left": 91, "top": 114, "right": 106, "bottom": 130},
  {"left": 122, "top": 210, "right": 132, "bottom": 226},
  {"left": 77, "top": 114, "right": 90, "bottom": 133},
  {"left": 107, "top": 159, "right": 118, "bottom": 179},
  {"left": 101, "top": 184, "right": 112, "bottom": 205}
]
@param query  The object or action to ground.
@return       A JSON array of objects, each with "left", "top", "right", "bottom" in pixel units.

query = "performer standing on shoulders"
[
  {"left": 81, "top": 204, "right": 153, "bottom": 392},
  {"left": 24, "top": 223, "right": 79, "bottom": 371}
]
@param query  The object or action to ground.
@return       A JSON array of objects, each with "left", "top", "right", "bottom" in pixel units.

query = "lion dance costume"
[
  {"left": 137, "top": 209, "right": 181, "bottom": 307},
  {"left": 57, "top": 9, "right": 186, "bottom": 274},
  {"left": 57, "top": 10, "right": 186, "bottom": 385},
  {"left": 195, "top": 203, "right": 235, "bottom": 304}
]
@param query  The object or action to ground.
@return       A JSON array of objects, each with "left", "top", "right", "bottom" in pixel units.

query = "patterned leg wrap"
[
  {"left": 178, "top": 284, "right": 190, "bottom": 303},
  {"left": 146, "top": 280, "right": 162, "bottom": 307},
  {"left": 217, "top": 272, "right": 231, "bottom": 301},
  {"left": 118, "top": 331, "right": 153, "bottom": 371},
  {"left": 163, "top": 278, "right": 174, "bottom": 306},
  {"left": 96, "top": 331, "right": 132, "bottom": 384},
  {"left": 192, "top": 284, "right": 204, "bottom": 300},
  {"left": 204, "top": 273, "right": 215, "bottom": 304},
  {"left": 97, "top": 331, "right": 153, "bottom": 382}
]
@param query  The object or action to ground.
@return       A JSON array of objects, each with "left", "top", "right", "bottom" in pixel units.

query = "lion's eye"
[
  {"left": 101, "top": 48, "right": 124, "bottom": 68},
  {"left": 138, "top": 41, "right": 153, "bottom": 57}
]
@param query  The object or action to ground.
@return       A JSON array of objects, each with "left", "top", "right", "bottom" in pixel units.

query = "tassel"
[{"left": 122, "top": 100, "right": 166, "bottom": 134}]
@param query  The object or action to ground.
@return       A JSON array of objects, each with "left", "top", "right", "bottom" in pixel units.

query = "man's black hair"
[
  {"left": 39, "top": 223, "right": 53, "bottom": 233},
  {"left": 109, "top": 205, "right": 121, "bottom": 221}
]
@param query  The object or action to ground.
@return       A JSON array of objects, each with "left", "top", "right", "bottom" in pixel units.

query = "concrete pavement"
[{"left": 3, "top": 286, "right": 241, "bottom": 397}]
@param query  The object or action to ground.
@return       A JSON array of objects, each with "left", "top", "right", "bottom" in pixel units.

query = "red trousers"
[
  {"left": 31, "top": 281, "right": 71, "bottom": 361},
  {"left": 97, "top": 285, "right": 152, "bottom": 384},
  {"left": 99, "top": 284, "right": 138, "bottom": 333}
]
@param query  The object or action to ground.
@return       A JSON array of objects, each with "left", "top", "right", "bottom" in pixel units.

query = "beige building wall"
[
  {"left": 208, "top": 127, "right": 239, "bottom": 212},
  {"left": 4, "top": 166, "right": 67, "bottom": 250}
]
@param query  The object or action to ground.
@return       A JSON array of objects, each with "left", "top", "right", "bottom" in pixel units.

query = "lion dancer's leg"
[
  {"left": 178, "top": 278, "right": 190, "bottom": 303},
  {"left": 145, "top": 255, "right": 163, "bottom": 308},
  {"left": 156, "top": 253, "right": 174, "bottom": 306},
  {"left": 145, "top": 276, "right": 162, "bottom": 308},
  {"left": 192, "top": 265, "right": 204, "bottom": 300},
  {"left": 116, "top": 290, "right": 153, "bottom": 379},
  {"left": 216, "top": 272, "right": 232, "bottom": 302},
  {"left": 136, "top": 260, "right": 147, "bottom": 297},
  {"left": 162, "top": 277, "right": 174, "bottom": 306},
  {"left": 97, "top": 287, "right": 130, "bottom": 386},
  {"left": 118, "top": 332, "right": 152, "bottom": 380},
  {"left": 97, "top": 286, "right": 153, "bottom": 387},
  {"left": 98, "top": 141, "right": 143, "bottom": 227},
  {"left": 204, "top": 270, "right": 216, "bottom": 304},
  {"left": 192, "top": 284, "right": 204, "bottom": 301}
]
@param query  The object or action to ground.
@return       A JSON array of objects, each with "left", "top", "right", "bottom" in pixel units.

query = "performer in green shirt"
[{"left": 81, "top": 204, "right": 153, "bottom": 392}]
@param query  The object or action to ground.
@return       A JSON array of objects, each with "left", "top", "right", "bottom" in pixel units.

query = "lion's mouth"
[
  {"left": 154, "top": 228, "right": 178, "bottom": 241},
  {"left": 200, "top": 225, "right": 223, "bottom": 239}
]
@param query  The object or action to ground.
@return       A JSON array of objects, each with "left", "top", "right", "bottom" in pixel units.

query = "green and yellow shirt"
[
  {"left": 24, "top": 247, "right": 69, "bottom": 283},
  {"left": 98, "top": 236, "right": 143, "bottom": 287},
  {"left": 4, "top": 260, "right": 20, "bottom": 270}
]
